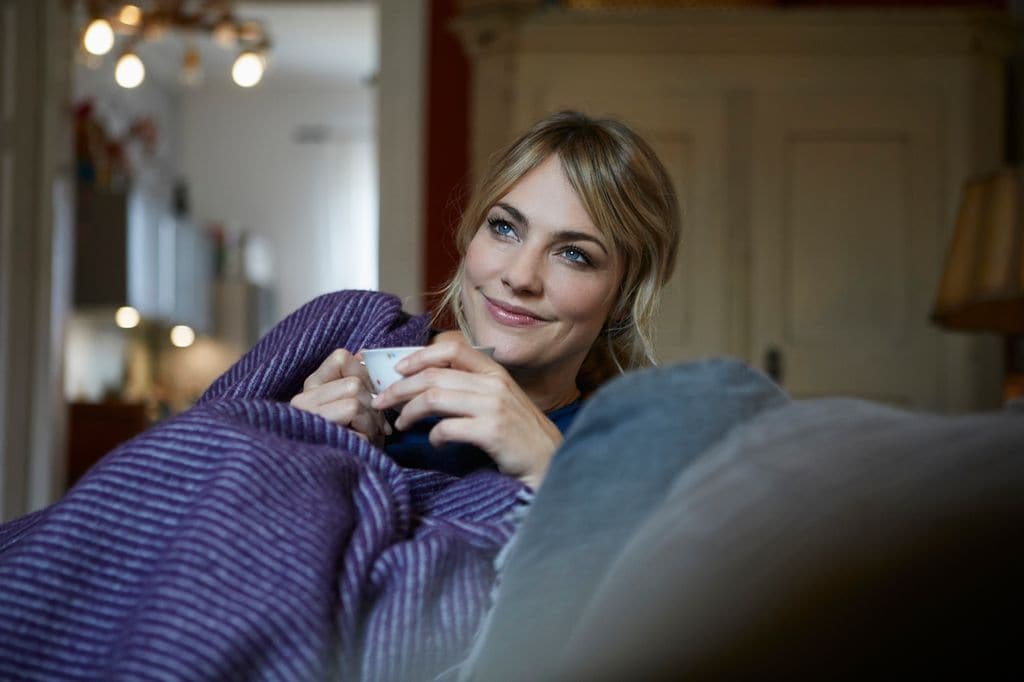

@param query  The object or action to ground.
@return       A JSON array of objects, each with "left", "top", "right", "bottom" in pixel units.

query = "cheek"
[
  {"left": 463, "top": 233, "right": 494, "bottom": 283},
  {"left": 550, "top": 275, "right": 619, "bottom": 329}
]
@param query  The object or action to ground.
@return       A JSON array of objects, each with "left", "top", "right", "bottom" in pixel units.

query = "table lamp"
[{"left": 932, "top": 167, "right": 1024, "bottom": 400}]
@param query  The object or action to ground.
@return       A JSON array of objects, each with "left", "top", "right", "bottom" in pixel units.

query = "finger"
[
  {"left": 293, "top": 376, "right": 368, "bottom": 410},
  {"left": 334, "top": 400, "right": 392, "bottom": 437},
  {"left": 292, "top": 375, "right": 391, "bottom": 437},
  {"left": 427, "top": 416, "right": 491, "bottom": 451},
  {"left": 394, "top": 387, "right": 499, "bottom": 431},
  {"left": 394, "top": 339, "right": 496, "bottom": 378},
  {"left": 338, "top": 414, "right": 383, "bottom": 445},
  {"left": 374, "top": 367, "right": 504, "bottom": 412},
  {"left": 304, "top": 348, "right": 357, "bottom": 390},
  {"left": 316, "top": 399, "right": 388, "bottom": 438},
  {"left": 366, "top": 402, "right": 393, "bottom": 436},
  {"left": 304, "top": 349, "right": 375, "bottom": 394},
  {"left": 349, "top": 406, "right": 386, "bottom": 438}
]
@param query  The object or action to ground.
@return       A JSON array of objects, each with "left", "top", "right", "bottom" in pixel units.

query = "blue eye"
[
  {"left": 487, "top": 217, "right": 517, "bottom": 239},
  {"left": 561, "top": 244, "right": 593, "bottom": 267}
]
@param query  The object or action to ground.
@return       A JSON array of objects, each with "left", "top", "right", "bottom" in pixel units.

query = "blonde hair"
[{"left": 435, "top": 110, "right": 681, "bottom": 394}]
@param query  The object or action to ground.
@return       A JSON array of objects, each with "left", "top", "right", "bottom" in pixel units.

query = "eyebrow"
[
  {"left": 496, "top": 202, "right": 528, "bottom": 226},
  {"left": 494, "top": 202, "right": 610, "bottom": 256},
  {"left": 553, "top": 230, "right": 610, "bottom": 256}
]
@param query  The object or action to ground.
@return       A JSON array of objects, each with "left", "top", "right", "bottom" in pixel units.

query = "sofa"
[{"left": 459, "top": 359, "right": 1024, "bottom": 680}]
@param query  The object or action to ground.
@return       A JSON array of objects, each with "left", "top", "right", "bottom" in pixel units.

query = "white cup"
[{"left": 360, "top": 345, "right": 495, "bottom": 393}]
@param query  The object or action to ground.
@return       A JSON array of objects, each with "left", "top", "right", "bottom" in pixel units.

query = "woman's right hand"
[{"left": 289, "top": 349, "right": 392, "bottom": 447}]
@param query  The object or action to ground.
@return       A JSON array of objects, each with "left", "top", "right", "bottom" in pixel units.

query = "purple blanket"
[{"left": 0, "top": 291, "right": 527, "bottom": 681}]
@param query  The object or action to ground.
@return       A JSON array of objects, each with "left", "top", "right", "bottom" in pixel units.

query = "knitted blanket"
[{"left": 0, "top": 291, "right": 527, "bottom": 681}]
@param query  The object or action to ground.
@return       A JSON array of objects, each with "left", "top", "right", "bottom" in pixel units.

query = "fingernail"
[
  {"left": 394, "top": 359, "right": 408, "bottom": 372},
  {"left": 384, "top": 422, "right": 393, "bottom": 436}
]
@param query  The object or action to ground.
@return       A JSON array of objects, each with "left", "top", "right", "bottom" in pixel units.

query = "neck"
[{"left": 509, "top": 364, "right": 581, "bottom": 412}]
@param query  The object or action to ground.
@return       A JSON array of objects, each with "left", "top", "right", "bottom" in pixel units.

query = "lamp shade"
[{"left": 932, "top": 168, "right": 1024, "bottom": 334}]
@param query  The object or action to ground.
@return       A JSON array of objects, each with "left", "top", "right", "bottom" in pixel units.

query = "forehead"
[{"left": 498, "top": 155, "right": 599, "bottom": 235}]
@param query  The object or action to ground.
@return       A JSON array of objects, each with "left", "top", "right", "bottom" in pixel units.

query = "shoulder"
[
  {"left": 303, "top": 289, "right": 402, "bottom": 310},
  {"left": 284, "top": 290, "right": 409, "bottom": 326},
  {"left": 263, "top": 290, "right": 426, "bottom": 353}
]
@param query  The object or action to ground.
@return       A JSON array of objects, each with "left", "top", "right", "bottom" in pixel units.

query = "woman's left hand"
[{"left": 370, "top": 337, "right": 564, "bottom": 489}]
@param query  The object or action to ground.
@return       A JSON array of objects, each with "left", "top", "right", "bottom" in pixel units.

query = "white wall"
[
  {"left": 377, "top": 0, "right": 426, "bottom": 312},
  {"left": 180, "top": 86, "right": 377, "bottom": 319}
]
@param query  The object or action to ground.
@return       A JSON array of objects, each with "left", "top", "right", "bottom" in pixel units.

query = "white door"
[{"left": 750, "top": 92, "right": 945, "bottom": 407}]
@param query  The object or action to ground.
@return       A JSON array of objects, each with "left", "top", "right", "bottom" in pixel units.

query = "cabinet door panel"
[
  {"left": 525, "top": 88, "right": 733, "bottom": 363},
  {"left": 751, "top": 93, "right": 943, "bottom": 407}
]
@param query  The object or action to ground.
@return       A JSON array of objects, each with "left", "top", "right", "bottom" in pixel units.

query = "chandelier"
[{"left": 79, "top": 1, "right": 272, "bottom": 89}]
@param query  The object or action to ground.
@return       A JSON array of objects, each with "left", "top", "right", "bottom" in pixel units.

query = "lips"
[{"left": 483, "top": 296, "right": 547, "bottom": 328}]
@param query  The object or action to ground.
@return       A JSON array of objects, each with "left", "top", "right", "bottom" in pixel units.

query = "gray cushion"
[
  {"left": 557, "top": 398, "right": 1024, "bottom": 680},
  {"left": 460, "top": 358, "right": 788, "bottom": 681}
]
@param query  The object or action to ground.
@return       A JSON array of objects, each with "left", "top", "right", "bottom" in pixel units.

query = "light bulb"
[
  {"left": 83, "top": 18, "right": 115, "bottom": 56},
  {"left": 231, "top": 51, "right": 264, "bottom": 88},
  {"left": 170, "top": 325, "right": 195, "bottom": 348},
  {"left": 118, "top": 4, "right": 142, "bottom": 27},
  {"left": 115, "top": 51, "right": 145, "bottom": 88},
  {"left": 115, "top": 306, "right": 140, "bottom": 329},
  {"left": 238, "top": 20, "right": 263, "bottom": 43},
  {"left": 212, "top": 17, "right": 237, "bottom": 48}
]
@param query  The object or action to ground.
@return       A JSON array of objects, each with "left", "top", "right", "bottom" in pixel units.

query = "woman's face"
[{"left": 461, "top": 154, "right": 623, "bottom": 384}]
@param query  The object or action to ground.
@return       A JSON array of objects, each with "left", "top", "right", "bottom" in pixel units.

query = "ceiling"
[{"left": 131, "top": 1, "right": 379, "bottom": 91}]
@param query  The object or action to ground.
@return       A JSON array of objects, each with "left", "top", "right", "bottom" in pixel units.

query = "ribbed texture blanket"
[{"left": 0, "top": 290, "right": 527, "bottom": 681}]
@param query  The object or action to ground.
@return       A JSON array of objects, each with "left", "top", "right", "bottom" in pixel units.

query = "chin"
[
  {"left": 470, "top": 331, "right": 528, "bottom": 368},
  {"left": 483, "top": 338, "right": 523, "bottom": 365},
  {"left": 466, "top": 312, "right": 544, "bottom": 368}
]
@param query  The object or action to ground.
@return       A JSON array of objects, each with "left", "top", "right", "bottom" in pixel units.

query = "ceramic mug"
[{"left": 360, "top": 345, "right": 495, "bottom": 393}]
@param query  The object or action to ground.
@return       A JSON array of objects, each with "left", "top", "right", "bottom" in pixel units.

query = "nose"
[{"left": 501, "top": 246, "right": 544, "bottom": 296}]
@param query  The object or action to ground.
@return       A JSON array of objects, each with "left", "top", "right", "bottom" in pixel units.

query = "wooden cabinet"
[
  {"left": 455, "top": 6, "right": 1011, "bottom": 410},
  {"left": 66, "top": 401, "right": 148, "bottom": 489},
  {"left": 74, "top": 187, "right": 132, "bottom": 308}
]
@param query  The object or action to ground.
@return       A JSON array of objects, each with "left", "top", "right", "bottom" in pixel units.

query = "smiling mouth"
[{"left": 483, "top": 296, "right": 547, "bottom": 328}]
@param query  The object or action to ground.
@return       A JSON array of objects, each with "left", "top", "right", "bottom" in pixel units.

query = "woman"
[
  {"left": 0, "top": 112, "right": 680, "bottom": 682},
  {"left": 291, "top": 110, "right": 681, "bottom": 489}
]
